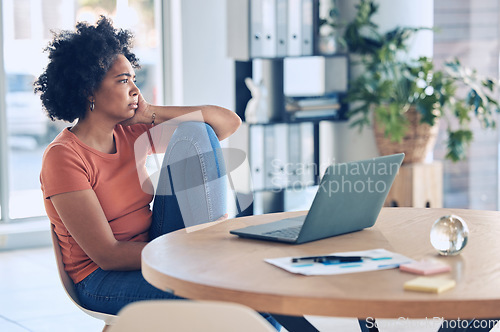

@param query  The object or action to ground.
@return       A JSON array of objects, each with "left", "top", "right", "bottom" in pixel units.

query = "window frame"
[{"left": 0, "top": 0, "right": 10, "bottom": 223}]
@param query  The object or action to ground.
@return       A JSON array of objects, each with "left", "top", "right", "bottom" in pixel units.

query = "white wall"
[
  {"left": 175, "top": 0, "right": 235, "bottom": 109},
  {"left": 366, "top": 0, "right": 433, "bottom": 58}
]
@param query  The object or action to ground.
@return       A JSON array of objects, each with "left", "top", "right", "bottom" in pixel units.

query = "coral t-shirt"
[{"left": 40, "top": 124, "right": 154, "bottom": 283}]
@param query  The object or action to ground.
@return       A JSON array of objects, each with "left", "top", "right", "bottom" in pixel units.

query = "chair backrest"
[
  {"left": 108, "top": 300, "right": 277, "bottom": 332},
  {"left": 50, "top": 223, "right": 116, "bottom": 324}
]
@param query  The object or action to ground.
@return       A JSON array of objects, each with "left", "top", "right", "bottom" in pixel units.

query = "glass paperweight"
[{"left": 430, "top": 215, "right": 469, "bottom": 256}]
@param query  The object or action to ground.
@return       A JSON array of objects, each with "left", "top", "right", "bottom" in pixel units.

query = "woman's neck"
[{"left": 70, "top": 119, "right": 117, "bottom": 154}]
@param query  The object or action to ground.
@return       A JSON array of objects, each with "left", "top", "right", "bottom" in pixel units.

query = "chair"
[
  {"left": 107, "top": 300, "right": 278, "bottom": 332},
  {"left": 50, "top": 224, "right": 117, "bottom": 329}
]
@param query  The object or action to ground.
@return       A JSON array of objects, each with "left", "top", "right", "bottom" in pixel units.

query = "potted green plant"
[{"left": 343, "top": 0, "right": 500, "bottom": 162}]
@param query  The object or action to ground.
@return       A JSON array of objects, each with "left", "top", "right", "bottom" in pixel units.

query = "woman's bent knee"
[{"left": 175, "top": 122, "right": 217, "bottom": 141}]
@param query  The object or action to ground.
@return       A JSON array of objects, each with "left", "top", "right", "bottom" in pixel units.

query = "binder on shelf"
[
  {"left": 273, "top": 123, "right": 289, "bottom": 189},
  {"left": 301, "top": 0, "right": 315, "bottom": 56},
  {"left": 228, "top": 0, "right": 321, "bottom": 60},
  {"left": 263, "top": 125, "right": 275, "bottom": 189},
  {"left": 263, "top": 124, "right": 288, "bottom": 190},
  {"left": 276, "top": 0, "right": 288, "bottom": 57},
  {"left": 249, "top": 125, "right": 265, "bottom": 191},
  {"left": 250, "top": 0, "right": 264, "bottom": 58},
  {"left": 288, "top": 124, "right": 302, "bottom": 186},
  {"left": 287, "top": 0, "right": 302, "bottom": 56},
  {"left": 300, "top": 122, "right": 315, "bottom": 186},
  {"left": 261, "top": 0, "right": 277, "bottom": 58}
]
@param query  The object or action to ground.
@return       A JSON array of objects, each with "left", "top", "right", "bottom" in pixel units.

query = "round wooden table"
[{"left": 142, "top": 208, "right": 500, "bottom": 319}]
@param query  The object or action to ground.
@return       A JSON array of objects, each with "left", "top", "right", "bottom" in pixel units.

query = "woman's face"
[{"left": 92, "top": 54, "right": 139, "bottom": 121}]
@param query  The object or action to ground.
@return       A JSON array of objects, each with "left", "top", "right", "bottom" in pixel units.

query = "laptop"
[{"left": 230, "top": 153, "right": 404, "bottom": 244}]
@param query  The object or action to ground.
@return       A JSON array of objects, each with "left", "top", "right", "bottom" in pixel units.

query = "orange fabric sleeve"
[{"left": 40, "top": 143, "right": 92, "bottom": 199}]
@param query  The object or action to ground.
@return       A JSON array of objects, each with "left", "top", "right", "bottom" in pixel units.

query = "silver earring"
[{"left": 90, "top": 100, "right": 94, "bottom": 112}]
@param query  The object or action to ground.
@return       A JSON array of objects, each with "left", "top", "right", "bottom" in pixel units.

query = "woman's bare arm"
[
  {"left": 149, "top": 104, "right": 241, "bottom": 141},
  {"left": 121, "top": 94, "right": 242, "bottom": 141},
  {"left": 50, "top": 189, "right": 146, "bottom": 271}
]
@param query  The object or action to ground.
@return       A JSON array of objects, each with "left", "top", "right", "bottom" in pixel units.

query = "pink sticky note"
[{"left": 400, "top": 260, "right": 451, "bottom": 275}]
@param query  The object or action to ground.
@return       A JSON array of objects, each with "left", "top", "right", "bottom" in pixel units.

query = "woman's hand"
[{"left": 120, "top": 92, "right": 153, "bottom": 126}]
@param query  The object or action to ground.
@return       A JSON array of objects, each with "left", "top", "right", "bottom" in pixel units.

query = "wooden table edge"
[{"left": 142, "top": 256, "right": 500, "bottom": 319}]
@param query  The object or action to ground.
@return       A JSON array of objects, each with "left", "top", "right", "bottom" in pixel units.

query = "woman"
[{"left": 35, "top": 16, "right": 284, "bottom": 328}]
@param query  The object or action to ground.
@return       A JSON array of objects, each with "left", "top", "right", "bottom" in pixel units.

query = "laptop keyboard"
[{"left": 263, "top": 226, "right": 302, "bottom": 239}]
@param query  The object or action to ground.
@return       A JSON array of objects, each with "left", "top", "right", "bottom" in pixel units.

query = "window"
[{"left": 1, "top": 0, "right": 163, "bottom": 222}]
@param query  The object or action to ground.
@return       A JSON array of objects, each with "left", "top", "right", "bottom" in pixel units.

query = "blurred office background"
[{"left": 0, "top": 0, "right": 498, "bottom": 250}]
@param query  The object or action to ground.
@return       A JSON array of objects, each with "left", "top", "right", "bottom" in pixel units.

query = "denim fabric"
[
  {"left": 74, "top": 268, "right": 183, "bottom": 315},
  {"left": 74, "top": 122, "right": 280, "bottom": 330},
  {"left": 150, "top": 122, "right": 227, "bottom": 239}
]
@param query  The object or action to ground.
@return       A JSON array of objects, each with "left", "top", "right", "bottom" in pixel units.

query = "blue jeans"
[
  {"left": 74, "top": 122, "right": 280, "bottom": 330},
  {"left": 149, "top": 122, "right": 227, "bottom": 238}
]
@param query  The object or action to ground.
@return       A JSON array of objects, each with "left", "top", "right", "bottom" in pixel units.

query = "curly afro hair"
[{"left": 34, "top": 16, "right": 140, "bottom": 122}]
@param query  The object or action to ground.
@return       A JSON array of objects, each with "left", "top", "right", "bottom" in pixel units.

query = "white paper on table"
[{"left": 265, "top": 248, "right": 414, "bottom": 276}]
